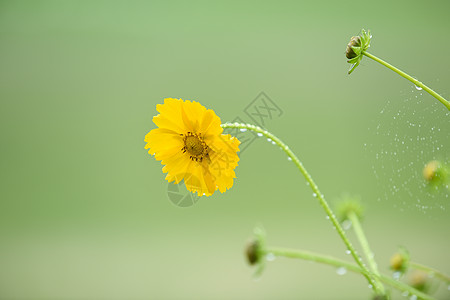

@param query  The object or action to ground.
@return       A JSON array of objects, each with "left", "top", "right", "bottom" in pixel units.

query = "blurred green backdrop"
[{"left": 1, "top": 1, "right": 449, "bottom": 299}]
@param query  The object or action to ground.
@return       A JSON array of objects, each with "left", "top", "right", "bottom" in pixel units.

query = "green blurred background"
[{"left": 1, "top": 1, "right": 449, "bottom": 299}]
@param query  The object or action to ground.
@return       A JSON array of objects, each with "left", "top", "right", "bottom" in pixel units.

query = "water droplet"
[
  {"left": 368, "top": 284, "right": 373, "bottom": 289},
  {"left": 409, "top": 295, "right": 417, "bottom": 300},
  {"left": 336, "top": 267, "right": 347, "bottom": 275},
  {"left": 266, "top": 253, "right": 275, "bottom": 261},
  {"left": 267, "top": 138, "right": 272, "bottom": 142},
  {"left": 271, "top": 141, "right": 276, "bottom": 145},
  {"left": 414, "top": 85, "right": 422, "bottom": 91},
  {"left": 287, "top": 157, "right": 292, "bottom": 161},
  {"left": 239, "top": 128, "right": 247, "bottom": 132},
  {"left": 257, "top": 132, "right": 263, "bottom": 137},
  {"left": 402, "top": 291, "right": 409, "bottom": 297},
  {"left": 345, "top": 250, "right": 351, "bottom": 255},
  {"left": 312, "top": 193, "right": 317, "bottom": 198},
  {"left": 342, "top": 220, "right": 352, "bottom": 230},
  {"left": 325, "top": 216, "right": 330, "bottom": 220}
]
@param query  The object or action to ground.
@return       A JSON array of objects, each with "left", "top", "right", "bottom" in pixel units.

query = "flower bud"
[
  {"left": 345, "top": 29, "right": 372, "bottom": 74},
  {"left": 390, "top": 253, "right": 405, "bottom": 271},
  {"left": 389, "top": 248, "right": 409, "bottom": 273},
  {"left": 423, "top": 160, "right": 449, "bottom": 189},
  {"left": 245, "top": 226, "right": 267, "bottom": 278},
  {"left": 346, "top": 36, "right": 361, "bottom": 59},
  {"left": 408, "top": 270, "right": 429, "bottom": 292},
  {"left": 246, "top": 240, "right": 261, "bottom": 265},
  {"left": 336, "top": 195, "right": 364, "bottom": 223},
  {"left": 423, "top": 160, "right": 439, "bottom": 182}
]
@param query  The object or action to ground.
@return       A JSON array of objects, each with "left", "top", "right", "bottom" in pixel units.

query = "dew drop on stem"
[
  {"left": 336, "top": 267, "right": 347, "bottom": 276},
  {"left": 265, "top": 253, "right": 275, "bottom": 262}
]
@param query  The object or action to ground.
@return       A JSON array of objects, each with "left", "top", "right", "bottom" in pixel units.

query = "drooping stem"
[
  {"left": 347, "top": 211, "right": 385, "bottom": 294},
  {"left": 362, "top": 51, "right": 450, "bottom": 111},
  {"left": 410, "top": 261, "right": 450, "bottom": 284},
  {"left": 266, "top": 246, "right": 435, "bottom": 300},
  {"left": 221, "top": 122, "right": 382, "bottom": 295}
]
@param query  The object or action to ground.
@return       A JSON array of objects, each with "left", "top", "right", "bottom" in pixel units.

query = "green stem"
[
  {"left": 347, "top": 211, "right": 385, "bottom": 294},
  {"left": 410, "top": 261, "right": 450, "bottom": 284},
  {"left": 362, "top": 51, "right": 450, "bottom": 111},
  {"left": 221, "top": 122, "right": 382, "bottom": 294},
  {"left": 266, "top": 247, "right": 435, "bottom": 300}
]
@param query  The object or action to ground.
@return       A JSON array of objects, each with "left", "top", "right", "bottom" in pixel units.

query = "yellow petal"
[{"left": 144, "top": 98, "right": 241, "bottom": 197}]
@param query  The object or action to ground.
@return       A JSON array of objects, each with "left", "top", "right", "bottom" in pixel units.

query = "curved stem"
[
  {"left": 362, "top": 51, "right": 450, "bottom": 111},
  {"left": 410, "top": 261, "right": 450, "bottom": 284},
  {"left": 348, "top": 212, "right": 385, "bottom": 293},
  {"left": 221, "top": 122, "right": 382, "bottom": 295},
  {"left": 266, "top": 247, "right": 435, "bottom": 300}
]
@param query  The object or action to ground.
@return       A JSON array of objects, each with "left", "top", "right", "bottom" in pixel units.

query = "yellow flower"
[{"left": 144, "top": 98, "right": 240, "bottom": 196}]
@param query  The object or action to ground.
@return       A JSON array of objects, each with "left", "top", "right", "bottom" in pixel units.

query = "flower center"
[{"left": 182, "top": 132, "right": 209, "bottom": 162}]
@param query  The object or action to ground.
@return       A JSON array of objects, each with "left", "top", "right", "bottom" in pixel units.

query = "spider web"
[{"left": 365, "top": 88, "right": 449, "bottom": 213}]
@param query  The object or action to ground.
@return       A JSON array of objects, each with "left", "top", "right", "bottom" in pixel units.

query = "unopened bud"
[
  {"left": 408, "top": 270, "right": 429, "bottom": 292},
  {"left": 336, "top": 196, "right": 364, "bottom": 223},
  {"left": 345, "top": 29, "right": 372, "bottom": 74},
  {"left": 423, "top": 160, "right": 448, "bottom": 189},
  {"left": 346, "top": 36, "right": 361, "bottom": 59},
  {"left": 246, "top": 240, "right": 261, "bottom": 265},
  {"left": 423, "top": 160, "right": 439, "bottom": 182},
  {"left": 389, "top": 248, "right": 409, "bottom": 274},
  {"left": 390, "top": 253, "right": 406, "bottom": 271}
]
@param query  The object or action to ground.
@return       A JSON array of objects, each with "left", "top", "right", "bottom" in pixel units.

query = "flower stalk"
[
  {"left": 347, "top": 211, "right": 385, "bottom": 294},
  {"left": 221, "top": 122, "right": 382, "bottom": 294},
  {"left": 265, "top": 246, "right": 435, "bottom": 300},
  {"left": 362, "top": 51, "right": 450, "bottom": 110}
]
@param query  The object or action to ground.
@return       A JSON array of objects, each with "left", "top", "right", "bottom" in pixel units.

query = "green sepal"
[{"left": 345, "top": 29, "right": 372, "bottom": 75}]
